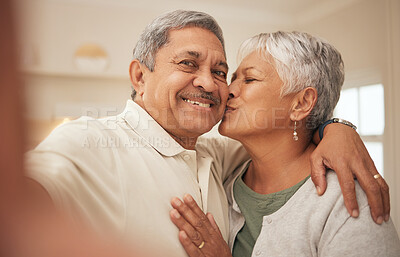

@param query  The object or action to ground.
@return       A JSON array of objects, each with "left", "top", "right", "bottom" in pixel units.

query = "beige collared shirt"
[{"left": 25, "top": 100, "right": 249, "bottom": 256}]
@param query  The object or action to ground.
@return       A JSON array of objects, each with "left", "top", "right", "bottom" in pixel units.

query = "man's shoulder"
[
  {"left": 30, "top": 114, "right": 136, "bottom": 159},
  {"left": 197, "top": 132, "right": 244, "bottom": 150},
  {"left": 196, "top": 134, "right": 249, "bottom": 181},
  {"left": 197, "top": 134, "right": 229, "bottom": 150},
  {"left": 44, "top": 115, "right": 121, "bottom": 136},
  {"left": 196, "top": 134, "right": 244, "bottom": 160},
  {"left": 25, "top": 115, "right": 128, "bottom": 185}
]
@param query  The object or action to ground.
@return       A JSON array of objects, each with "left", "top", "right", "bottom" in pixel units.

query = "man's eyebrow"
[
  {"left": 217, "top": 61, "right": 229, "bottom": 71},
  {"left": 175, "top": 51, "right": 200, "bottom": 59},
  {"left": 187, "top": 51, "right": 200, "bottom": 58}
]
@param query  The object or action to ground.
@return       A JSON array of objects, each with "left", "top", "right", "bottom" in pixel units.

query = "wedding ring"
[
  {"left": 198, "top": 241, "right": 205, "bottom": 249},
  {"left": 374, "top": 174, "right": 381, "bottom": 179}
]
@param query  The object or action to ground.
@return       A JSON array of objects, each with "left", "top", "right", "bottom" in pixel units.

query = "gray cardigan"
[{"left": 225, "top": 161, "right": 400, "bottom": 257}]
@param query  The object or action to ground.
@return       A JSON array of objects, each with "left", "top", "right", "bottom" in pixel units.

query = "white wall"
[
  {"left": 16, "top": 0, "right": 285, "bottom": 77},
  {"left": 385, "top": 0, "right": 400, "bottom": 233},
  {"left": 16, "top": 0, "right": 282, "bottom": 121}
]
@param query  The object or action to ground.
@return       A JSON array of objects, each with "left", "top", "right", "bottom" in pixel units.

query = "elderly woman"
[{"left": 170, "top": 31, "right": 400, "bottom": 257}]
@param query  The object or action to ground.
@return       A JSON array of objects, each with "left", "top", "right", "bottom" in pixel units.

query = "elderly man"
[{"left": 24, "top": 10, "right": 389, "bottom": 257}]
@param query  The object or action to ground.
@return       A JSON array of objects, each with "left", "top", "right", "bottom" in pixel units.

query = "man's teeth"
[{"left": 184, "top": 99, "right": 211, "bottom": 108}]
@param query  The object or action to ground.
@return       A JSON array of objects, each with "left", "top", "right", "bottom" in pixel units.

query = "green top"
[{"left": 232, "top": 164, "right": 310, "bottom": 257}]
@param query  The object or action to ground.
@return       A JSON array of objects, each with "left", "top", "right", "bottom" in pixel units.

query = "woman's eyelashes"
[
  {"left": 230, "top": 73, "right": 258, "bottom": 84},
  {"left": 244, "top": 78, "right": 257, "bottom": 83}
]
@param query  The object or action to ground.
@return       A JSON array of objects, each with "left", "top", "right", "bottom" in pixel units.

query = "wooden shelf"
[{"left": 20, "top": 67, "right": 130, "bottom": 81}]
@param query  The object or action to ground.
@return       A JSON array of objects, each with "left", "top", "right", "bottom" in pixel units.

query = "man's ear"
[
  {"left": 129, "top": 60, "right": 147, "bottom": 98},
  {"left": 290, "top": 87, "right": 318, "bottom": 121}
]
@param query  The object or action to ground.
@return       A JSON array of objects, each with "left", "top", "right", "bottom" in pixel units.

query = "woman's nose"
[{"left": 228, "top": 81, "right": 239, "bottom": 98}]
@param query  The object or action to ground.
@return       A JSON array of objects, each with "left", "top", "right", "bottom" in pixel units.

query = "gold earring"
[{"left": 293, "top": 121, "right": 298, "bottom": 141}]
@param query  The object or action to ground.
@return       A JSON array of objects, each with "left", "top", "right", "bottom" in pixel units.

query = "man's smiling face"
[{"left": 135, "top": 26, "right": 229, "bottom": 142}]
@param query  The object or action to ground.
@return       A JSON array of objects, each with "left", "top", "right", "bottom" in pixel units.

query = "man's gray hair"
[
  {"left": 131, "top": 10, "right": 225, "bottom": 99},
  {"left": 238, "top": 31, "right": 344, "bottom": 131}
]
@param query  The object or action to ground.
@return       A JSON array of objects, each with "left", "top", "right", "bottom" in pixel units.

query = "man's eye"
[
  {"left": 213, "top": 70, "right": 227, "bottom": 78},
  {"left": 179, "top": 60, "right": 196, "bottom": 67}
]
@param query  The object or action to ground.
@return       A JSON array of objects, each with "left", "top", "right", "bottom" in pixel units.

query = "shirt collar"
[{"left": 119, "top": 100, "right": 186, "bottom": 157}]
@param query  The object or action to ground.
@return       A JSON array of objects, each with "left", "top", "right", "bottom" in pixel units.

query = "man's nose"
[{"left": 193, "top": 70, "right": 218, "bottom": 92}]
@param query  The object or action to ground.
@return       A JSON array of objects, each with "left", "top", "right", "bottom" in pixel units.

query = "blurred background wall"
[{"left": 14, "top": 0, "right": 400, "bottom": 233}]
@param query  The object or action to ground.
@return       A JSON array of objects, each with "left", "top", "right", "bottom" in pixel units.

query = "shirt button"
[{"left": 183, "top": 154, "right": 190, "bottom": 161}]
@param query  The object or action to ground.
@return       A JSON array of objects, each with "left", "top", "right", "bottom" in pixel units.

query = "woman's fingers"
[
  {"left": 206, "top": 213, "right": 223, "bottom": 238},
  {"left": 182, "top": 194, "right": 216, "bottom": 235},
  {"left": 171, "top": 196, "right": 215, "bottom": 236},
  {"left": 169, "top": 208, "right": 204, "bottom": 247},
  {"left": 170, "top": 196, "right": 233, "bottom": 257},
  {"left": 178, "top": 231, "right": 204, "bottom": 257},
  {"left": 170, "top": 196, "right": 214, "bottom": 247}
]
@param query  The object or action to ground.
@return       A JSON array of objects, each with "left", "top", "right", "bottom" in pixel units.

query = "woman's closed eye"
[{"left": 244, "top": 78, "right": 257, "bottom": 83}]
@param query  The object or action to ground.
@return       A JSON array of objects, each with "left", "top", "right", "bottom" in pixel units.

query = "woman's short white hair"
[{"left": 238, "top": 31, "right": 344, "bottom": 131}]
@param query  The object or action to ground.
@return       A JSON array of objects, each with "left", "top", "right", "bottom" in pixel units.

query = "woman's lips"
[{"left": 224, "top": 105, "right": 236, "bottom": 114}]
